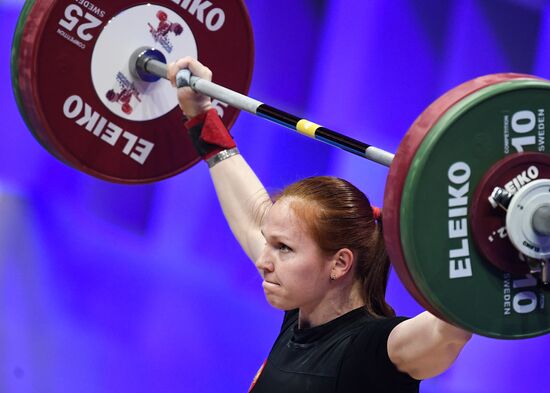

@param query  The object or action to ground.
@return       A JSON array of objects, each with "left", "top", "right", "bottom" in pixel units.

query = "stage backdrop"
[{"left": 1, "top": 0, "right": 549, "bottom": 392}]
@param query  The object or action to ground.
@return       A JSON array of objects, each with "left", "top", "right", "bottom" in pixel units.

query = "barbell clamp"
[{"left": 488, "top": 186, "right": 512, "bottom": 211}]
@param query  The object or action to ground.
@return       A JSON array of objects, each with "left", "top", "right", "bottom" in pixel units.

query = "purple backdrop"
[{"left": 2, "top": 0, "right": 550, "bottom": 392}]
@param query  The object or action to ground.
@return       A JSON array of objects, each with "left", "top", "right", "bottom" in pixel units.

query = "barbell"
[{"left": 11, "top": 0, "right": 550, "bottom": 338}]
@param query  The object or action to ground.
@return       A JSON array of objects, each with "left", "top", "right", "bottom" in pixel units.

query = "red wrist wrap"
[{"left": 185, "top": 109, "right": 236, "bottom": 160}]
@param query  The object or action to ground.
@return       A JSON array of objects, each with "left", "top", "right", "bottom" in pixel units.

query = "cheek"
[
  {"left": 278, "top": 257, "right": 308, "bottom": 280},
  {"left": 280, "top": 258, "right": 327, "bottom": 292}
]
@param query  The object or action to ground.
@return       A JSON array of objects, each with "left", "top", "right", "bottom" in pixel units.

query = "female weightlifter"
[{"left": 167, "top": 58, "right": 472, "bottom": 393}]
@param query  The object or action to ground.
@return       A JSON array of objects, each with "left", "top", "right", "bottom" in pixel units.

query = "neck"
[{"left": 298, "top": 279, "right": 365, "bottom": 329}]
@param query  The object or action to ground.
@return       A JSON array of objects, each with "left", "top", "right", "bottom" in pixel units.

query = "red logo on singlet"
[{"left": 248, "top": 360, "right": 267, "bottom": 392}]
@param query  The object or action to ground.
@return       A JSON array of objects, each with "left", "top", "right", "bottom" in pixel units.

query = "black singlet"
[{"left": 249, "top": 307, "right": 420, "bottom": 393}]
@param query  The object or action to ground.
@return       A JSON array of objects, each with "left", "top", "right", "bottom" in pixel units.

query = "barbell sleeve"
[
  {"left": 533, "top": 205, "right": 550, "bottom": 236},
  {"left": 143, "top": 57, "right": 169, "bottom": 82},
  {"left": 137, "top": 54, "right": 395, "bottom": 167}
]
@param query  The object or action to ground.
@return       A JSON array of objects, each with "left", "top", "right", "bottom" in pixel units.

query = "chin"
[{"left": 264, "top": 294, "right": 293, "bottom": 311}]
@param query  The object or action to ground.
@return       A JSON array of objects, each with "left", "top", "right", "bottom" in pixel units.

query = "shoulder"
[
  {"left": 367, "top": 316, "right": 409, "bottom": 334},
  {"left": 386, "top": 311, "right": 472, "bottom": 380},
  {"left": 338, "top": 315, "right": 419, "bottom": 391},
  {"left": 354, "top": 315, "right": 409, "bottom": 347}
]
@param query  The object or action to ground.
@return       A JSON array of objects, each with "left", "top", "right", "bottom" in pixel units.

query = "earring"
[{"left": 330, "top": 274, "right": 336, "bottom": 281}]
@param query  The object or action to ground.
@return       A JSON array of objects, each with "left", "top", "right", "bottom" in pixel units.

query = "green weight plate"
[
  {"left": 384, "top": 74, "right": 530, "bottom": 324},
  {"left": 10, "top": 0, "right": 60, "bottom": 157},
  {"left": 11, "top": 0, "right": 34, "bottom": 125},
  {"left": 400, "top": 78, "right": 550, "bottom": 338}
]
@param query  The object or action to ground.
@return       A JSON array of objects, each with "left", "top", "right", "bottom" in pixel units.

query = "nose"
[{"left": 255, "top": 245, "right": 274, "bottom": 274}]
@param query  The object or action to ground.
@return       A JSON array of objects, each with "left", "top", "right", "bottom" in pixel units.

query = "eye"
[{"left": 277, "top": 243, "right": 292, "bottom": 253}]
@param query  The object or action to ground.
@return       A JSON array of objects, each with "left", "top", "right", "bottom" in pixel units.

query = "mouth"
[{"left": 262, "top": 280, "right": 280, "bottom": 287}]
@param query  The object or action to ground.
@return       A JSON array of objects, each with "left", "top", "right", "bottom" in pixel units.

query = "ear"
[{"left": 330, "top": 248, "right": 355, "bottom": 280}]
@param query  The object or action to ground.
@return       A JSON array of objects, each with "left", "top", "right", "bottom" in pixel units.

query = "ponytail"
[{"left": 359, "top": 215, "right": 395, "bottom": 318}]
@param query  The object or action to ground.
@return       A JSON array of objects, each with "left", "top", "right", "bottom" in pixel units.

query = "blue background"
[{"left": 2, "top": 0, "right": 550, "bottom": 392}]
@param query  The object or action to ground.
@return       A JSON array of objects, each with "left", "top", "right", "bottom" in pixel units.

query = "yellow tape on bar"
[{"left": 296, "top": 119, "right": 322, "bottom": 138}]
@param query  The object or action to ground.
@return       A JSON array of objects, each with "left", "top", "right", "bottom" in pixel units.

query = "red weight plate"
[
  {"left": 17, "top": 0, "right": 254, "bottom": 183},
  {"left": 383, "top": 73, "right": 539, "bottom": 320},
  {"left": 470, "top": 152, "right": 550, "bottom": 274}
]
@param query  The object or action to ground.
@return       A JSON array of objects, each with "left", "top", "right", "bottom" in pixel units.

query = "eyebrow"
[{"left": 261, "top": 229, "right": 292, "bottom": 243}]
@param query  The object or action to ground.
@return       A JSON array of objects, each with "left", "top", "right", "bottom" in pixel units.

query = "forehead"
[{"left": 263, "top": 198, "right": 310, "bottom": 239}]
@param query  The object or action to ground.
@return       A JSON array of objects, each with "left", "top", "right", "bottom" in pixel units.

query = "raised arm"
[
  {"left": 208, "top": 155, "right": 271, "bottom": 262},
  {"left": 387, "top": 311, "right": 472, "bottom": 380},
  {"left": 167, "top": 58, "right": 271, "bottom": 263}
]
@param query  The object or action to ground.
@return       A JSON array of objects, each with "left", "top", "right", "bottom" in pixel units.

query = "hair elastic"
[{"left": 372, "top": 206, "right": 382, "bottom": 221}]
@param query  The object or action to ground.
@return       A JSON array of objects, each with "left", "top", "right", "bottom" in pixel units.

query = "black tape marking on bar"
[
  {"left": 256, "top": 104, "right": 373, "bottom": 158},
  {"left": 316, "top": 127, "right": 370, "bottom": 157},
  {"left": 256, "top": 104, "right": 300, "bottom": 128}
]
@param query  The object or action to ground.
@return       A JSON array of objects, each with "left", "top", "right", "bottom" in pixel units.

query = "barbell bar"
[{"left": 130, "top": 47, "right": 395, "bottom": 167}]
